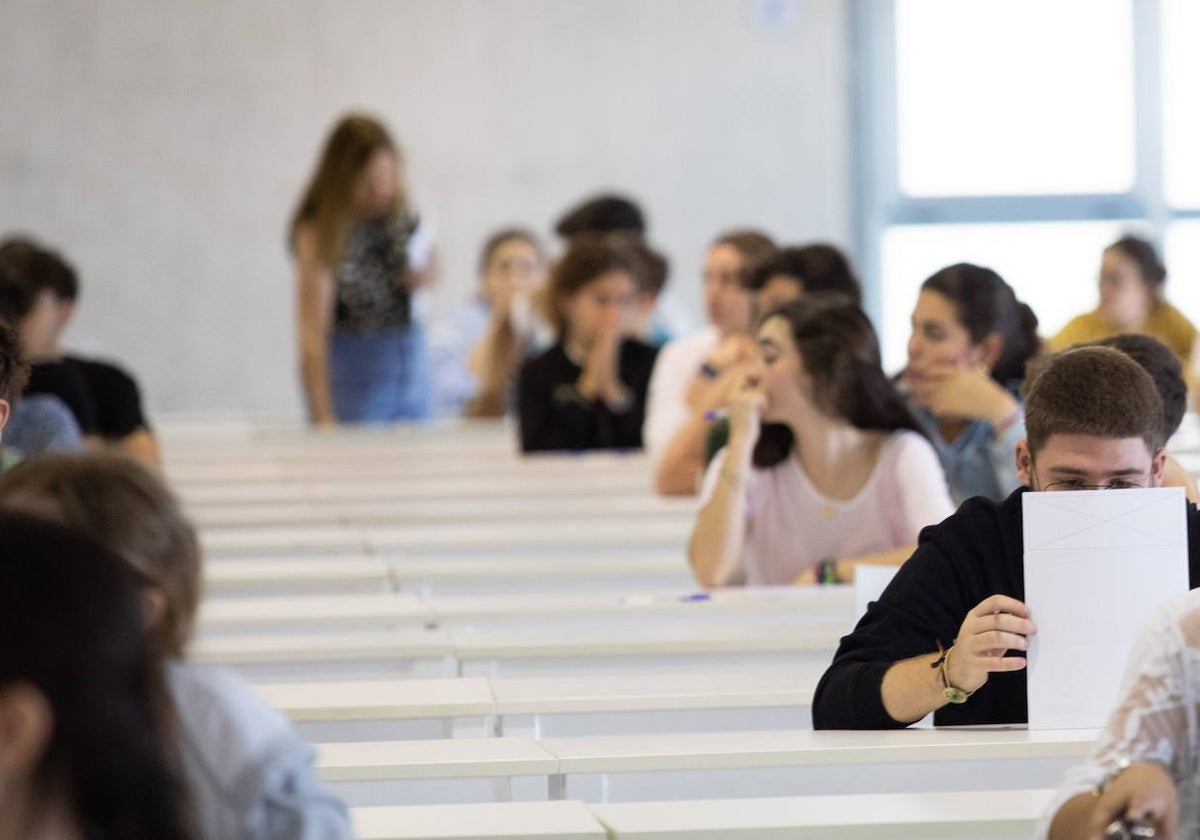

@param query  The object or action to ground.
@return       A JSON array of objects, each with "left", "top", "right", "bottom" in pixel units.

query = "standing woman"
[
  {"left": 904, "top": 263, "right": 1041, "bottom": 504},
  {"left": 689, "top": 296, "right": 953, "bottom": 588},
  {"left": 290, "top": 114, "right": 436, "bottom": 425}
]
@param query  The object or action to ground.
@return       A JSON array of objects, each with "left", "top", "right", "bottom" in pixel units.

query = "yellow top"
[{"left": 1048, "top": 301, "right": 1199, "bottom": 365}]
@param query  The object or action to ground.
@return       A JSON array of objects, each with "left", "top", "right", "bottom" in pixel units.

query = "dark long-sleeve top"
[
  {"left": 517, "top": 339, "right": 658, "bottom": 454},
  {"left": 812, "top": 488, "right": 1200, "bottom": 729}
]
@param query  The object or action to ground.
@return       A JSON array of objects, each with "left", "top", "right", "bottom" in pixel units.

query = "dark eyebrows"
[
  {"left": 757, "top": 337, "right": 782, "bottom": 351},
  {"left": 1045, "top": 466, "right": 1146, "bottom": 478}
]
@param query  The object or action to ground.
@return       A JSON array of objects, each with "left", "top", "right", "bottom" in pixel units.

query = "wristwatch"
[{"left": 934, "top": 646, "right": 973, "bottom": 704}]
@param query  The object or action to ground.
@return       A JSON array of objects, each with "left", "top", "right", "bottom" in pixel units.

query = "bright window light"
[
  {"left": 895, "top": 0, "right": 1135, "bottom": 196},
  {"left": 1163, "top": 0, "right": 1200, "bottom": 208}
]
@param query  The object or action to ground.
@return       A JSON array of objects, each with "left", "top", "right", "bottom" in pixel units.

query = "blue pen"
[
  {"left": 702, "top": 409, "right": 728, "bottom": 422},
  {"left": 679, "top": 592, "right": 711, "bottom": 603}
]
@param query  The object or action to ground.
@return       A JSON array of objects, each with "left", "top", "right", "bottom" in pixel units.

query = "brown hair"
[
  {"left": 1090, "top": 334, "right": 1186, "bottom": 441},
  {"left": 0, "top": 321, "right": 29, "bottom": 402},
  {"left": 1025, "top": 346, "right": 1164, "bottom": 455},
  {"left": 478, "top": 228, "right": 543, "bottom": 276},
  {"left": 0, "top": 453, "right": 202, "bottom": 658},
  {"left": 711, "top": 229, "right": 776, "bottom": 282},
  {"left": 544, "top": 241, "right": 639, "bottom": 336},
  {"left": 289, "top": 113, "right": 406, "bottom": 266},
  {"left": 745, "top": 243, "right": 861, "bottom": 303},
  {"left": 752, "top": 294, "right": 926, "bottom": 467},
  {"left": 1107, "top": 235, "right": 1167, "bottom": 300}
]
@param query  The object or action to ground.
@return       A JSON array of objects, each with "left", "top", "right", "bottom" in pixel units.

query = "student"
[
  {"left": 904, "top": 263, "right": 1040, "bottom": 504},
  {"left": 1039, "top": 588, "right": 1200, "bottom": 839},
  {"left": 745, "top": 243, "right": 862, "bottom": 314},
  {"left": 688, "top": 296, "right": 954, "bottom": 588},
  {"left": 701, "top": 243, "right": 863, "bottom": 465},
  {"left": 0, "top": 240, "right": 140, "bottom": 461},
  {"left": 430, "top": 228, "right": 548, "bottom": 417},
  {"left": 1092, "top": 333, "right": 1199, "bottom": 503},
  {"left": 0, "top": 454, "right": 355, "bottom": 839},
  {"left": 291, "top": 113, "right": 436, "bottom": 425},
  {"left": 1049, "top": 235, "right": 1197, "bottom": 368},
  {"left": 0, "top": 512, "right": 192, "bottom": 840},
  {"left": 517, "top": 241, "right": 658, "bottom": 453},
  {"left": 644, "top": 230, "right": 775, "bottom": 495},
  {"left": 812, "top": 346, "right": 1200, "bottom": 730}
]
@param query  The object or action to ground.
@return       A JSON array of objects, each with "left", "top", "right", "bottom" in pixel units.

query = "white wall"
[{"left": 0, "top": 0, "right": 851, "bottom": 417}]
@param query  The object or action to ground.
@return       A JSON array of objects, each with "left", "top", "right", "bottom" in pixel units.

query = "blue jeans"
[{"left": 329, "top": 326, "right": 431, "bottom": 423}]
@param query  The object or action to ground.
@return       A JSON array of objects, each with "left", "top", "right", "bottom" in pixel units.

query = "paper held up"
[{"left": 1024, "top": 487, "right": 1189, "bottom": 730}]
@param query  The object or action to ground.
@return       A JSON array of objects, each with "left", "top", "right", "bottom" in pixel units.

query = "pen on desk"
[{"left": 679, "top": 593, "right": 711, "bottom": 603}]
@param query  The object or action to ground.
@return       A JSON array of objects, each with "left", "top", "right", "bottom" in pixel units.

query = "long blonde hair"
[{"left": 289, "top": 113, "right": 408, "bottom": 266}]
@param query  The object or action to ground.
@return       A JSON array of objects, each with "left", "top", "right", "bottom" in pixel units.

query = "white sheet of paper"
[
  {"left": 1024, "top": 487, "right": 1189, "bottom": 730},
  {"left": 854, "top": 564, "right": 898, "bottom": 622}
]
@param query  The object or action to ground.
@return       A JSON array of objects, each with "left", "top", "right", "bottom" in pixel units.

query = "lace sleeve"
[{"left": 1034, "top": 590, "right": 1200, "bottom": 838}]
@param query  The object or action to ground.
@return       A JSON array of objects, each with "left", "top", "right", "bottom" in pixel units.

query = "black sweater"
[
  {"left": 812, "top": 488, "right": 1200, "bottom": 729},
  {"left": 517, "top": 340, "right": 658, "bottom": 454}
]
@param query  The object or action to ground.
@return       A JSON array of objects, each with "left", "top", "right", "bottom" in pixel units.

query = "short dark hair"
[
  {"left": 745, "top": 243, "right": 860, "bottom": 304},
  {"left": 1090, "top": 334, "right": 1187, "bottom": 441},
  {"left": 0, "top": 238, "right": 80, "bottom": 309},
  {"left": 554, "top": 194, "right": 646, "bottom": 239},
  {"left": 1025, "top": 346, "right": 1164, "bottom": 455}
]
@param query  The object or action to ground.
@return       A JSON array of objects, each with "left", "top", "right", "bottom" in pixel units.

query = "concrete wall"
[{"left": 0, "top": 0, "right": 851, "bottom": 417}]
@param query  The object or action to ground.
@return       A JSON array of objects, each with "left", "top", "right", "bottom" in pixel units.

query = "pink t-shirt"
[{"left": 699, "top": 430, "right": 955, "bottom": 586}]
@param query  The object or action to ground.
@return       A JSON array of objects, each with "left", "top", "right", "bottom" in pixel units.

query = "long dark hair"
[
  {"left": 921, "top": 263, "right": 1040, "bottom": 386},
  {"left": 753, "top": 295, "right": 926, "bottom": 467},
  {"left": 0, "top": 512, "right": 192, "bottom": 839}
]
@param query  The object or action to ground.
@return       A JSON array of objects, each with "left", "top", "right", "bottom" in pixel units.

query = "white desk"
[
  {"left": 351, "top": 800, "right": 605, "bottom": 840},
  {"left": 197, "top": 593, "right": 433, "bottom": 635},
  {"left": 589, "top": 788, "right": 1055, "bottom": 839},
  {"left": 203, "top": 557, "right": 392, "bottom": 597}
]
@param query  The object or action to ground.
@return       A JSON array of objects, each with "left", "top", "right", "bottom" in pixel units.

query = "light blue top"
[
  {"left": 429, "top": 298, "right": 491, "bottom": 418},
  {"left": 912, "top": 400, "right": 1025, "bottom": 506},
  {"left": 167, "top": 660, "right": 354, "bottom": 840},
  {"left": 6, "top": 394, "right": 85, "bottom": 455}
]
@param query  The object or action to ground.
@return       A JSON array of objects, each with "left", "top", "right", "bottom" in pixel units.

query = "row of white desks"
[
  {"left": 349, "top": 789, "right": 1056, "bottom": 839},
  {"left": 197, "top": 587, "right": 855, "bottom": 635},
  {"left": 316, "top": 728, "right": 1093, "bottom": 806},
  {"left": 198, "top": 517, "right": 691, "bottom": 558},
  {"left": 190, "top": 622, "right": 846, "bottom": 681},
  {"left": 258, "top": 668, "right": 822, "bottom": 741}
]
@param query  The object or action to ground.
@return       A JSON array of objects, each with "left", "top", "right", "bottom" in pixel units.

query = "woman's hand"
[
  {"left": 913, "top": 362, "right": 1017, "bottom": 427},
  {"left": 687, "top": 335, "right": 758, "bottom": 415},
  {"left": 1088, "top": 762, "right": 1177, "bottom": 840},
  {"left": 726, "top": 372, "right": 765, "bottom": 452}
]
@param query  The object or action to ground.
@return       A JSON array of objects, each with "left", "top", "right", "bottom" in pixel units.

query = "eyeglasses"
[{"left": 1030, "top": 465, "right": 1151, "bottom": 492}]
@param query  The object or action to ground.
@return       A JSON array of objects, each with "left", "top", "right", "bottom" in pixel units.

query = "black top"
[
  {"left": 334, "top": 218, "right": 415, "bottom": 332},
  {"left": 26, "top": 355, "right": 149, "bottom": 440},
  {"left": 517, "top": 339, "right": 658, "bottom": 453},
  {"left": 812, "top": 487, "right": 1200, "bottom": 729}
]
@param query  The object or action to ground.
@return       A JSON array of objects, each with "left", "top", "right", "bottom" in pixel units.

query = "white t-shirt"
[
  {"left": 698, "top": 430, "right": 955, "bottom": 585},
  {"left": 642, "top": 326, "right": 720, "bottom": 463}
]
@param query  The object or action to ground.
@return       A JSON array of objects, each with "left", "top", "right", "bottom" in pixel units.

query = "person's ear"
[
  {"left": 1015, "top": 439, "right": 1034, "bottom": 487},
  {"left": 1151, "top": 448, "right": 1168, "bottom": 487},
  {"left": 0, "top": 398, "right": 10, "bottom": 434},
  {"left": 141, "top": 587, "right": 168, "bottom": 632},
  {"left": 0, "top": 684, "right": 53, "bottom": 785},
  {"left": 972, "top": 333, "right": 1004, "bottom": 371}
]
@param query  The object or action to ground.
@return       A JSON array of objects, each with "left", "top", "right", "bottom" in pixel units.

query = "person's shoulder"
[
  {"left": 620, "top": 337, "right": 660, "bottom": 362},
  {"left": 168, "top": 661, "right": 291, "bottom": 751},
  {"left": 1154, "top": 301, "right": 1198, "bottom": 335},
  {"left": 519, "top": 342, "right": 568, "bottom": 379},
  {"left": 658, "top": 326, "right": 718, "bottom": 363},
  {"left": 70, "top": 355, "right": 139, "bottom": 388},
  {"left": 1049, "top": 312, "right": 1104, "bottom": 348}
]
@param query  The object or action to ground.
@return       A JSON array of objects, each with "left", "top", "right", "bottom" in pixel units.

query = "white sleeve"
[
  {"left": 642, "top": 339, "right": 693, "bottom": 462},
  {"left": 1033, "top": 591, "right": 1200, "bottom": 838},
  {"left": 892, "top": 432, "right": 956, "bottom": 540}
]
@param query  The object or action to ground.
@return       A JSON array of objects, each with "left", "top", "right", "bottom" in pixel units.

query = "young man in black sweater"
[{"left": 813, "top": 345, "right": 1200, "bottom": 729}]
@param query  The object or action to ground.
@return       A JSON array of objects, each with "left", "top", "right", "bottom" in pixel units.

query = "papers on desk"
[{"left": 1024, "top": 488, "right": 1188, "bottom": 730}]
